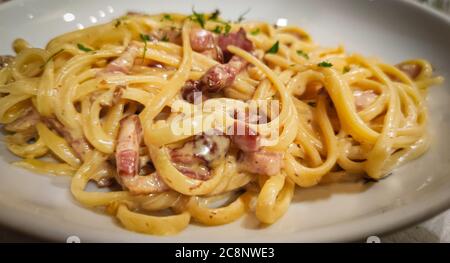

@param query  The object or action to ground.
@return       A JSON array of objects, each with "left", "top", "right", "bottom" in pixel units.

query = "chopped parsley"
[
  {"left": 250, "top": 28, "right": 260, "bottom": 35},
  {"left": 237, "top": 8, "right": 251, "bottom": 23},
  {"left": 223, "top": 22, "right": 232, "bottom": 34},
  {"left": 318, "top": 61, "right": 333, "bottom": 68},
  {"left": 162, "top": 14, "right": 172, "bottom": 21},
  {"left": 266, "top": 41, "right": 279, "bottom": 54},
  {"left": 296, "top": 50, "right": 309, "bottom": 59},
  {"left": 77, "top": 43, "right": 93, "bottom": 52},
  {"left": 212, "top": 25, "right": 222, "bottom": 34},
  {"left": 140, "top": 33, "right": 150, "bottom": 60},
  {"left": 41, "top": 49, "right": 64, "bottom": 69},
  {"left": 343, "top": 66, "right": 351, "bottom": 73},
  {"left": 209, "top": 9, "right": 221, "bottom": 21},
  {"left": 140, "top": 33, "right": 151, "bottom": 42},
  {"left": 190, "top": 7, "right": 206, "bottom": 28}
]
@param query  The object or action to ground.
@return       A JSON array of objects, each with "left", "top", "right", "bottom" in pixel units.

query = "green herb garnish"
[
  {"left": 162, "top": 14, "right": 172, "bottom": 21},
  {"left": 209, "top": 9, "right": 220, "bottom": 21},
  {"left": 250, "top": 28, "right": 260, "bottom": 35},
  {"left": 296, "top": 50, "right": 309, "bottom": 59},
  {"left": 343, "top": 66, "right": 351, "bottom": 73},
  {"left": 41, "top": 49, "right": 64, "bottom": 69},
  {"left": 212, "top": 25, "right": 222, "bottom": 34},
  {"left": 190, "top": 7, "right": 206, "bottom": 28},
  {"left": 266, "top": 41, "right": 279, "bottom": 54},
  {"left": 140, "top": 33, "right": 150, "bottom": 60},
  {"left": 77, "top": 43, "right": 93, "bottom": 52},
  {"left": 223, "top": 22, "right": 232, "bottom": 34},
  {"left": 237, "top": 8, "right": 251, "bottom": 23},
  {"left": 318, "top": 61, "right": 333, "bottom": 68}
]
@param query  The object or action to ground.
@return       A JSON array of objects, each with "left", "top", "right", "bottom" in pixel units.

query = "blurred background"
[
  {"left": 417, "top": 0, "right": 450, "bottom": 14},
  {"left": 0, "top": 0, "right": 448, "bottom": 243}
]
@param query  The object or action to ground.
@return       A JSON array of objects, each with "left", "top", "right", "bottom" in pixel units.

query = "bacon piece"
[
  {"left": 170, "top": 133, "right": 230, "bottom": 180},
  {"left": 353, "top": 90, "right": 377, "bottom": 111},
  {"left": 115, "top": 115, "right": 169, "bottom": 194},
  {"left": 120, "top": 172, "right": 169, "bottom": 195},
  {"left": 190, "top": 28, "right": 216, "bottom": 52},
  {"left": 228, "top": 107, "right": 267, "bottom": 152},
  {"left": 240, "top": 150, "right": 283, "bottom": 176},
  {"left": 43, "top": 117, "right": 91, "bottom": 160},
  {"left": 218, "top": 28, "right": 254, "bottom": 62},
  {"left": 229, "top": 109, "right": 282, "bottom": 176},
  {"left": 189, "top": 28, "right": 223, "bottom": 61},
  {"left": 96, "top": 177, "right": 115, "bottom": 188},
  {"left": 0, "top": 55, "right": 14, "bottom": 69},
  {"left": 103, "top": 43, "right": 140, "bottom": 74},
  {"left": 181, "top": 80, "right": 204, "bottom": 104},
  {"left": 180, "top": 56, "right": 248, "bottom": 101},
  {"left": 396, "top": 62, "right": 421, "bottom": 80},
  {"left": 199, "top": 55, "right": 248, "bottom": 93},
  {"left": 180, "top": 28, "right": 253, "bottom": 101},
  {"left": 152, "top": 28, "right": 182, "bottom": 45},
  {"left": 4, "top": 107, "right": 40, "bottom": 132},
  {"left": 116, "top": 115, "right": 142, "bottom": 177},
  {"left": 172, "top": 162, "right": 211, "bottom": 181},
  {"left": 229, "top": 122, "right": 261, "bottom": 152}
]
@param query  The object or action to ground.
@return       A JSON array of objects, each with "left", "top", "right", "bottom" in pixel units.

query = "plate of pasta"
[{"left": 0, "top": 0, "right": 449, "bottom": 242}]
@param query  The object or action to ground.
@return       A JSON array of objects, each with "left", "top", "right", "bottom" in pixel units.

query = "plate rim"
[{"left": 0, "top": 0, "right": 449, "bottom": 242}]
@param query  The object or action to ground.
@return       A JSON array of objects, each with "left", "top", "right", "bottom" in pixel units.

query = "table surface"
[{"left": 0, "top": 0, "right": 449, "bottom": 243}]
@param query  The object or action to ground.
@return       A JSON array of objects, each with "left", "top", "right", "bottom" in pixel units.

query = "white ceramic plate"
[{"left": 0, "top": 0, "right": 449, "bottom": 242}]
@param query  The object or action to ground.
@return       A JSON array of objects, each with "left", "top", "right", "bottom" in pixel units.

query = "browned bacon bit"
[
  {"left": 170, "top": 133, "right": 230, "bottom": 180},
  {"left": 103, "top": 43, "right": 140, "bottom": 74},
  {"left": 152, "top": 28, "right": 182, "bottom": 45},
  {"left": 180, "top": 28, "right": 253, "bottom": 102},
  {"left": 104, "top": 85, "right": 125, "bottom": 107},
  {"left": 172, "top": 162, "right": 211, "bottom": 181},
  {"left": 353, "top": 90, "right": 378, "bottom": 111},
  {"left": 116, "top": 115, "right": 142, "bottom": 177},
  {"left": 396, "top": 62, "right": 421, "bottom": 80},
  {"left": 181, "top": 56, "right": 248, "bottom": 102},
  {"left": 218, "top": 28, "right": 254, "bottom": 62},
  {"left": 199, "top": 55, "right": 248, "bottom": 93},
  {"left": 115, "top": 114, "right": 169, "bottom": 194},
  {"left": 190, "top": 28, "right": 216, "bottom": 52},
  {"left": 229, "top": 109, "right": 282, "bottom": 176},
  {"left": 229, "top": 121, "right": 261, "bottom": 152},
  {"left": 240, "top": 150, "right": 283, "bottom": 176},
  {"left": 181, "top": 80, "right": 204, "bottom": 104},
  {"left": 233, "top": 108, "right": 268, "bottom": 125},
  {"left": 43, "top": 117, "right": 91, "bottom": 160},
  {"left": 4, "top": 107, "right": 40, "bottom": 132},
  {"left": 0, "top": 55, "right": 14, "bottom": 69},
  {"left": 123, "top": 172, "right": 169, "bottom": 194},
  {"left": 96, "top": 177, "right": 115, "bottom": 188},
  {"left": 189, "top": 28, "right": 223, "bottom": 62}
]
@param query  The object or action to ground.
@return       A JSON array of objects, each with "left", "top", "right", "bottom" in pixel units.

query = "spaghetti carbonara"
[{"left": 0, "top": 11, "right": 443, "bottom": 235}]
